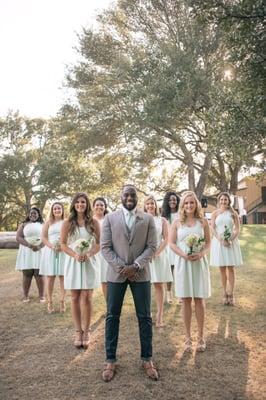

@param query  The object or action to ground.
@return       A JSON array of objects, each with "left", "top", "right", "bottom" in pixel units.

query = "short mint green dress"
[
  {"left": 210, "top": 211, "right": 243, "bottom": 267},
  {"left": 149, "top": 216, "right": 172, "bottom": 283},
  {"left": 167, "top": 212, "right": 179, "bottom": 265},
  {"left": 15, "top": 222, "right": 43, "bottom": 270},
  {"left": 64, "top": 227, "right": 99, "bottom": 290},
  {"left": 94, "top": 218, "right": 108, "bottom": 284},
  {"left": 40, "top": 221, "right": 66, "bottom": 276},
  {"left": 174, "top": 220, "right": 211, "bottom": 299}
]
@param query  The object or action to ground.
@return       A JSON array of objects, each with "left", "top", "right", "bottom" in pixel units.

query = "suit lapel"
[
  {"left": 119, "top": 209, "right": 130, "bottom": 240},
  {"left": 129, "top": 210, "right": 144, "bottom": 243}
]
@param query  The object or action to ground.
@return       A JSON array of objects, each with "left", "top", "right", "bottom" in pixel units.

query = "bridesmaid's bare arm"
[
  {"left": 201, "top": 219, "right": 211, "bottom": 256},
  {"left": 41, "top": 222, "right": 53, "bottom": 249},
  {"left": 210, "top": 211, "right": 221, "bottom": 241},
  {"left": 155, "top": 217, "right": 168, "bottom": 256},
  {"left": 61, "top": 220, "right": 83, "bottom": 262},
  {"left": 16, "top": 223, "right": 31, "bottom": 248},
  {"left": 169, "top": 220, "right": 189, "bottom": 260},
  {"left": 231, "top": 212, "right": 240, "bottom": 240},
  {"left": 85, "top": 218, "right": 100, "bottom": 258}
]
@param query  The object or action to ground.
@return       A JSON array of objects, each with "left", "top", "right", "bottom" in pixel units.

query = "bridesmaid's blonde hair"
[
  {"left": 143, "top": 195, "right": 159, "bottom": 216},
  {"left": 49, "top": 202, "right": 65, "bottom": 222},
  {"left": 179, "top": 191, "right": 204, "bottom": 224}
]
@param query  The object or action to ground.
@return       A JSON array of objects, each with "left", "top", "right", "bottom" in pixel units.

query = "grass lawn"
[{"left": 0, "top": 225, "right": 265, "bottom": 400}]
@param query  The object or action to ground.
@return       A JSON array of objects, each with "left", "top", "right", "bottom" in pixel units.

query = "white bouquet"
[
  {"left": 74, "top": 237, "right": 95, "bottom": 266},
  {"left": 221, "top": 225, "right": 232, "bottom": 243},
  {"left": 53, "top": 237, "right": 61, "bottom": 251},
  {"left": 27, "top": 237, "right": 41, "bottom": 247},
  {"left": 185, "top": 233, "right": 205, "bottom": 255}
]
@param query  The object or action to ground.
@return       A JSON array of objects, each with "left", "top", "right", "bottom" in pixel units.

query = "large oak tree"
[{"left": 66, "top": 0, "right": 264, "bottom": 198}]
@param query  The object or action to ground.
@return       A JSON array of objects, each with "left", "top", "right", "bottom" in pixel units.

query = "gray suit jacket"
[{"left": 100, "top": 209, "right": 157, "bottom": 282}]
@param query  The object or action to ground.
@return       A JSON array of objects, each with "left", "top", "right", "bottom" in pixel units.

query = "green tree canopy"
[
  {"left": 0, "top": 111, "right": 132, "bottom": 229},
  {"left": 66, "top": 0, "right": 264, "bottom": 197}
]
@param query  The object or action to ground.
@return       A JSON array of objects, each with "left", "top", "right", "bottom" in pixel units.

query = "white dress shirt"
[{"left": 122, "top": 206, "right": 137, "bottom": 230}]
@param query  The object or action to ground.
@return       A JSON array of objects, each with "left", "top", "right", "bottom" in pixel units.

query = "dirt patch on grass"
[{"left": 0, "top": 228, "right": 265, "bottom": 400}]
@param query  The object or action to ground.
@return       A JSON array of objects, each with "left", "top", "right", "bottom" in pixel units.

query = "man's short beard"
[{"left": 122, "top": 201, "right": 137, "bottom": 211}]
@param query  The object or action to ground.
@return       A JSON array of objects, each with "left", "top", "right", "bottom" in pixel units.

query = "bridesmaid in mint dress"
[
  {"left": 40, "top": 202, "right": 66, "bottom": 313},
  {"left": 170, "top": 191, "right": 211, "bottom": 352},
  {"left": 16, "top": 207, "right": 45, "bottom": 303},
  {"left": 61, "top": 193, "right": 100, "bottom": 349},
  {"left": 93, "top": 197, "right": 109, "bottom": 301},
  {"left": 210, "top": 192, "right": 243, "bottom": 306},
  {"left": 161, "top": 191, "right": 180, "bottom": 304},
  {"left": 144, "top": 195, "right": 172, "bottom": 328}
]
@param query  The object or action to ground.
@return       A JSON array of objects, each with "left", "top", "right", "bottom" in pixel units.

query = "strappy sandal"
[
  {"left": 59, "top": 300, "right": 66, "bottom": 313},
  {"left": 196, "top": 338, "right": 206, "bottom": 352},
  {"left": 166, "top": 291, "right": 173, "bottom": 304},
  {"left": 22, "top": 297, "right": 30, "bottom": 303},
  {"left": 155, "top": 322, "right": 165, "bottom": 328},
  {"left": 142, "top": 361, "right": 159, "bottom": 381},
  {"left": 39, "top": 297, "right": 46, "bottom": 304},
  {"left": 222, "top": 294, "right": 229, "bottom": 305},
  {"left": 47, "top": 302, "right": 55, "bottom": 314},
  {"left": 82, "top": 328, "right": 91, "bottom": 349},
  {"left": 74, "top": 330, "right": 83, "bottom": 348},
  {"left": 227, "top": 294, "right": 235, "bottom": 306},
  {"left": 155, "top": 313, "right": 165, "bottom": 328},
  {"left": 102, "top": 363, "right": 116, "bottom": 382},
  {"left": 184, "top": 337, "right": 193, "bottom": 352}
]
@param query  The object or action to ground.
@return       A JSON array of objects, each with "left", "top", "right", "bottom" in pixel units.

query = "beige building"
[
  {"left": 235, "top": 175, "right": 266, "bottom": 224},
  {"left": 201, "top": 174, "right": 266, "bottom": 224}
]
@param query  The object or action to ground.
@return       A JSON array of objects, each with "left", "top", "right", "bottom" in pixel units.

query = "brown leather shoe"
[
  {"left": 142, "top": 361, "right": 159, "bottom": 381},
  {"left": 102, "top": 363, "right": 116, "bottom": 382}
]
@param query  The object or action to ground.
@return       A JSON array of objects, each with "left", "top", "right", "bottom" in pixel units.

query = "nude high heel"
[
  {"left": 47, "top": 302, "right": 55, "bottom": 314},
  {"left": 74, "top": 330, "right": 83, "bottom": 348},
  {"left": 82, "top": 328, "right": 91, "bottom": 349},
  {"left": 59, "top": 300, "right": 66, "bottom": 313}
]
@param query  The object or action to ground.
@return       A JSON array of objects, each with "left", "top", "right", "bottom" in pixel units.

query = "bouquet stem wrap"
[
  {"left": 221, "top": 225, "right": 232, "bottom": 243},
  {"left": 73, "top": 238, "right": 94, "bottom": 288}
]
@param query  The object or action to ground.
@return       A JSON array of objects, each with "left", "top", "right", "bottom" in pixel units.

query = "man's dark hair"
[{"left": 121, "top": 184, "right": 137, "bottom": 192}]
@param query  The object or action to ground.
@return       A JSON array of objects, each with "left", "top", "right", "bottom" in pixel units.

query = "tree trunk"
[
  {"left": 195, "top": 149, "right": 213, "bottom": 199},
  {"left": 216, "top": 153, "right": 228, "bottom": 192},
  {"left": 187, "top": 162, "right": 196, "bottom": 191},
  {"left": 229, "top": 164, "right": 241, "bottom": 194},
  {"left": 23, "top": 190, "right": 32, "bottom": 216}
]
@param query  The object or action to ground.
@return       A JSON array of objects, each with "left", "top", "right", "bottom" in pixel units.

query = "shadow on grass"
[
  {"left": 192, "top": 313, "right": 252, "bottom": 400},
  {"left": 1, "top": 227, "right": 265, "bottom": 400},
  {"left": 0, "top": 284, "right": 261, "bottom": 400}
]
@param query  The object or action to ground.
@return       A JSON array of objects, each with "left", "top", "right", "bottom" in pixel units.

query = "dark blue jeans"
[{"left": 105, "top": 280, "right": 152, "bottom": 363}]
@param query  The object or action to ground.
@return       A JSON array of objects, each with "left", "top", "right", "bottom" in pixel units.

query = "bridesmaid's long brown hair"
[
  {"left": 217, "top": 192, "right": 238, "bottom": 219},
  {"left": 67, "top": 193, "right": 95, "bottom": 237}
]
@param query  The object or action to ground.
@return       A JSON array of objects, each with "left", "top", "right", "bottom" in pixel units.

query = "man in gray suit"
[{"left": 101, "top": 184, "right": 158, "bottom": 382}]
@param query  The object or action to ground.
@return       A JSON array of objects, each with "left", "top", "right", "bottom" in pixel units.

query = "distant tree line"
[{"left": 0, "top": 0, "right": 264, "bottom": 229}]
